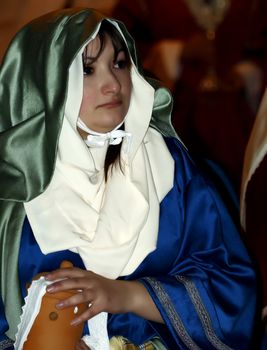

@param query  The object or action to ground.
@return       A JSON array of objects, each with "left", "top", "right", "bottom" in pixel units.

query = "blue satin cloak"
[{"left": 0, "top": 138, "right": 257, "bottom": 349}]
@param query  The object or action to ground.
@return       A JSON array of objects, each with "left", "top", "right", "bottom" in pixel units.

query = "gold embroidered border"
[
  {"left": 176, "top": 275, "right": 233, "bottom": 350},
  {"left": 143, "top": 277, "right": 202, "bottom": 350}
]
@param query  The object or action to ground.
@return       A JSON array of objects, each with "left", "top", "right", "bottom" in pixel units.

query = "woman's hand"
[
  {"left": 45, "top": 267, "right": 132, "bottom": 325},
  {"left": 45, "top": 267, "right": 163, "bottom": 325},
  {"left": 76, "top": 339, "right": 90, "bottom": 350}
]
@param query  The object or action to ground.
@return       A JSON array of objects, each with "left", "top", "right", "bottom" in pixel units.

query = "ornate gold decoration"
[{"left": 184, "top": 0, "right": 231, "bottom": 91}]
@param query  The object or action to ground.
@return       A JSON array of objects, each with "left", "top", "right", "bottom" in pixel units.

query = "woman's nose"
[{"left": 101, "top": 70, "right": 120, "bottom": 94}]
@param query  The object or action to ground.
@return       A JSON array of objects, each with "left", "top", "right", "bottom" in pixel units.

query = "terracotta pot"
[{"left": 23, "top": 262, "right": 87, "bottom": 349}]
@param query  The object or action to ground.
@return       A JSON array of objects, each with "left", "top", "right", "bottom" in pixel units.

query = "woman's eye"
[
  {"left": 83, "top": 66, "right": 94, "bottom": 76},
  {"left": 114, "top": 60, "right": 127, "bottom": 69}
]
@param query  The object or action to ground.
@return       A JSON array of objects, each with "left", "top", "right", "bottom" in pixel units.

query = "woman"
[{"left": 0, "top": 8, "right": 256, "bottom": 350}]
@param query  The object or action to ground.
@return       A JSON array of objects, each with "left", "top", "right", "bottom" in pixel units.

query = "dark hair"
[{"left": 82, "top": 20, "right": 131, "bottom": 181}]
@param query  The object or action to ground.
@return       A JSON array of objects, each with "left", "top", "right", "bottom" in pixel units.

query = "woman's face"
[{"left": 79, "top": 34, "right": 132, "bottom": 133}]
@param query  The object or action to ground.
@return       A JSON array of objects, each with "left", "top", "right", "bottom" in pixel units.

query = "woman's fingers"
[
  {"left": 44, "top": 269, "right": 132, "bottom": 320},
  {"left": 45, "top": 267, "right": 91, "bottom": 281},
  {"left": 46, "top": 276, "right": 94, "bottom": 293},
  {"left": 76, "top": 340, "right": 91, "bottom": 350},
  {"left": 45, "top": 268, "right": 98, "bottom": 295},
  {"left": 70, "top": 304, "right": 100, "bottom": 326},
  {"left": 55, "top": 289, "right": 93, "bottom": 309}
]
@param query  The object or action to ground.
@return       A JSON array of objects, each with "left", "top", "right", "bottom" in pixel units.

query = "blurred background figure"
[
  {"left": 241, "top": 87, "right": 267, "bottom": 350},
  {"left": 0, "top": 0, "right": 119, "bottom": 62},
  {"left": 113, "top": 0, "right": 267, "bottom": 195}
]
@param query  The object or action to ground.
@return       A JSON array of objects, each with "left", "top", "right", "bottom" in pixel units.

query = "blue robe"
[{"left": 0, "top": 138, "right": 257, "bottom": 350}]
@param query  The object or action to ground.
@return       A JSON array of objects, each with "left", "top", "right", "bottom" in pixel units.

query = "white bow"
[{"left": 77, "top": 118, "right": 132, "bottom": 148}]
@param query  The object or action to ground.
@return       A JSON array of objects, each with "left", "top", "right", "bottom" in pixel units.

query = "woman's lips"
[{"left": 97, "top": 100, "right": 122, "bottom": 109}]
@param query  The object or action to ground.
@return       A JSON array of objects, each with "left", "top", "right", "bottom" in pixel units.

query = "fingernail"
[
  {"left": 46, "top": 285, "right": 55, "bottom": 292},
  {"left": 56, "top": 302, "right": 64, "bottom": 309},
  {"left": 70, "top": 318, "right": 80, "bottom": 326},
  {"left": 45, "top": 274, "right": 52, "bottom": 280}
]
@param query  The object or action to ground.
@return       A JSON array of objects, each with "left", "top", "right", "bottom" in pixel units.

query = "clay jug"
[{"left": 23, "top": 261, "right": 87, "bottom": 350}]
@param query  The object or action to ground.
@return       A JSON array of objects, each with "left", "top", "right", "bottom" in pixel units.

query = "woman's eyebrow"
[
  {"left": 114, "top": 48, "right": 125, "bottom": 59},
  {"left": 83, "top": 56, "right": 94, "bottom": 64}
]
